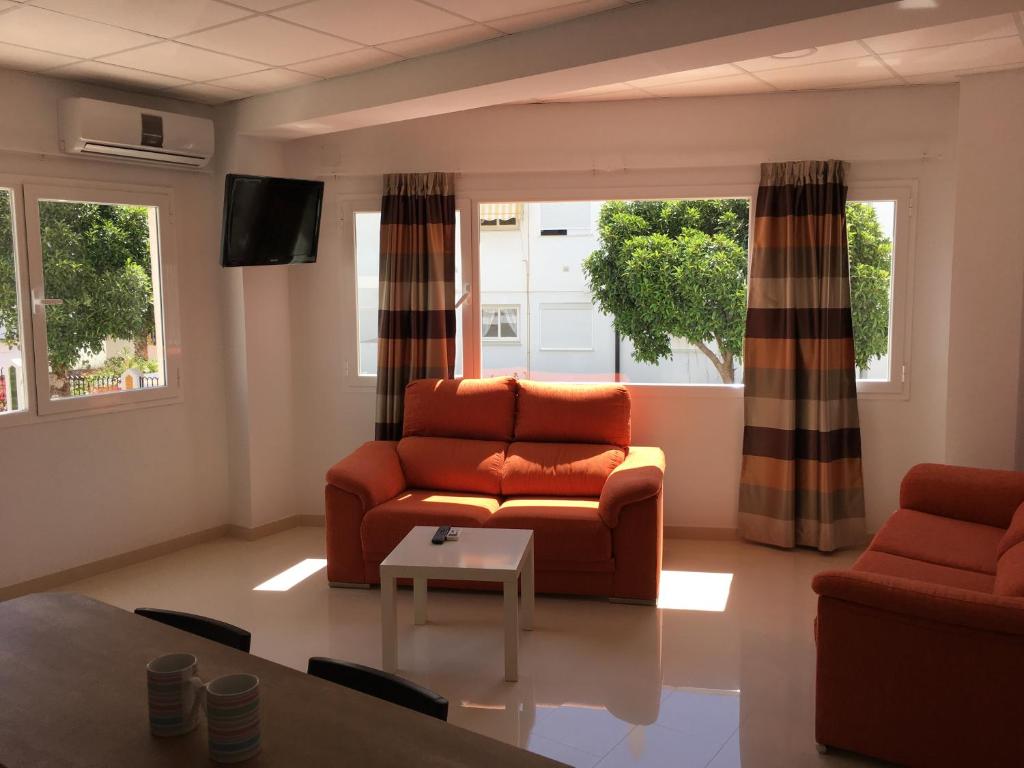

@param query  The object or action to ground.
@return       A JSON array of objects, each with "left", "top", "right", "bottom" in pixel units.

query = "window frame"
[
  {"left": 470, "top": 187, "right": 755, "bottom": 397},
  {"left": 0, "top": 178, "right": 183, "bottom": 427},
  {"left": 339, "top": 180, "right": 914, "bottom": 399},
  {"left": 0, "top": 176, "right": 36, "bottom": 428},
  {"left": 845, "top": 182, "right": 916, "bottom": 398},
  {"left": 343, "top": 195, "right": 474, "bottom": 388}
]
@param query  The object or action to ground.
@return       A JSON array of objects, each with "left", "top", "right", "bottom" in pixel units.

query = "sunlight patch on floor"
[
  {"left": 657, "top": 570, "right": 734, "bottom": 611},
  {"left": 254, "top": 558, "right": 327, "bottom": 591}
]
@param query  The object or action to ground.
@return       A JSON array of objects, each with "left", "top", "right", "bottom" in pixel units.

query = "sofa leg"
[
  {"left": 329, "top": 581, "right": 371, "bottom": 589},
  {"left": 815, "top": 743, "right": 828, "bottom": 755},
  {"left": 608, "top": 597, "right": 656, "bottom": 606}
]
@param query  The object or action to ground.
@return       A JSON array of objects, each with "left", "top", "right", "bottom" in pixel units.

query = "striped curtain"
[
  {"left": 374, "top": 172, "right": 456, "bottom": 440},
  {"left": 739, "top": 160, "right": 866, "bottom": 551}
]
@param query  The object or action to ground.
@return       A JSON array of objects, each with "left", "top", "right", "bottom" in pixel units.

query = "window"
[
  {"left": 847, "top": 199, "right": 898, "bottom": 384},
  {"left": 0, "top": 181, "right": 180, "bottom": 424},
  {"left": 0, "top": 188, "right": 27, "bottom": 415},
  {"left": 480, "top": 203, "right": 521, "bottom": 230},
  {"left": 482, "top": 304, "right": 519, "bottom": 341},
  {"left": 353, "top": 207, "right": 465, "bottom": 378},
  {"left": 539, "top": 201, "right": 591, "bottom": 236},
  {"left": 479, "top": 199, "right": 750, "bottom": 384}
]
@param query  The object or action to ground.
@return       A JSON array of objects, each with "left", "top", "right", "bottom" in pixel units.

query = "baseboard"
[
  {"left": 664, "top": 525, "right": 739, "bottom": 540},
  {"left": 0, "top": 523, "right": 230, "bottom": 602},
  {"left": 0, "top": 514, "right": 328, "bottom": 602}
]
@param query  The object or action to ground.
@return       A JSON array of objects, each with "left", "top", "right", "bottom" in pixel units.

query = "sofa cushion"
[
  {"left": 397, "top": 436, "right": 506, "bottom": 495},
  {"left": 870, "top": 508, "right": 1003, "bottom": 575},
  {"left": 853, "top": 550, "right": 995, "bottom": 593},
  {"left": 502, "top": 442, "right": 624, "bottom": 497},
  {"left": 515, "top": 381, "right": 630, "bottom": 446},
  {"left": 995, "top": 542, "right": 1024, "bottom": 597},
  {"left": 403, "top": 377, "right": 517, "bottom": 441},
  {"left": 361, "top": 490, "right": 499, "bottom": 558},
  {"left": 997, "top": 503, "right": 1024, "bottom": 558},
  {"left": 486, "top": 498, "right": 612, "bottom": 565}
]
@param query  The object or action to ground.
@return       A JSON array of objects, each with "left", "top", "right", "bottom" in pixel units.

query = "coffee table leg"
[
  {"left": 522, "top": 542, "right": 534, "bottom": 632},
  {"left": 381, "top": 571, "right": 397, "bottom": 673},
  {"left": 413, "top": 577, "right": 427, "bottom": 625},
  {"left": 503, "top": 577, "right": 519, "bottom": 682}
]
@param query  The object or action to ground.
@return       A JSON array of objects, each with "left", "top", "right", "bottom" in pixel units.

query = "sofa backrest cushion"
[
  {"left": 397, "top": 436, "right": 506, "bottom": 495},
  {"left": 997, "top": 503, "right": 1024, "bottom": 558},
  {"left": 404, "top": 377, "right": 517, "bottom": 441},
  {"left": 515, "top": 381, "right": 631, "bottom": 446},
  {"left": 995, "top": 541, "right": 1024, "bottom": 597},
  {"left": 502, "top": 441, "right": 625, "bottom": 497}
]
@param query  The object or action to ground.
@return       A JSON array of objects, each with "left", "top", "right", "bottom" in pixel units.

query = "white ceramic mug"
[
  {"left": 146, "top": 652, "right": 203, "bottom": 737},
  {"left": 205, "top": 673, "right": 261, "bottom": 763}
]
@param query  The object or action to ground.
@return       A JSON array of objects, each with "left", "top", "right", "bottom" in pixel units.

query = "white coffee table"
[{"left": 380, "top": 526, "right": 535, "bottom": 682}]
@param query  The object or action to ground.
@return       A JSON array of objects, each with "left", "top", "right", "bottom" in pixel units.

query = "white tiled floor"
[{"left": 54, "top": 528, "right": 890, "bottom": 767}]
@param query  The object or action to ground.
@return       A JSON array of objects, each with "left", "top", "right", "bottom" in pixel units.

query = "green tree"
[
  {"left": 584, "top": 199, "right": 749, "bottom": 382},
  {"left": 583, "top": 198, "right": 892, "bottom": 383},
  {"left": 0, "top": 199, "right": 155, "bottom": 389},
  {"left": 846, "top": 202, "right": 892, "bottom": 372}
]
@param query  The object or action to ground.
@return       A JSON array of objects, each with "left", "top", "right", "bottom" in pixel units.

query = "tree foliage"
[
  {"left": 583, "top": 199, "right": 750, "bottom": 383},
  {"left": 845, "top": 202, "right": 892, "bottom": 372},
  {"left": 582, "top": 198, "right": 892, "bottom": 382},
  {"left": 0, "top": 199, "right": 155, "bottom": 381}
]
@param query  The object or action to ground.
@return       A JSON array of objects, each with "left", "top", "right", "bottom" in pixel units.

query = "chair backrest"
[
  {"left": 134, "top": 608, "right": 252, "bottom": 653},
  {"left": 306, "top": 657, "right": 448, "bottom": 721}
]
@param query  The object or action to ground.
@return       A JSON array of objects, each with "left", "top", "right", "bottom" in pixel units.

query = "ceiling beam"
[{"left": 226, "top": 0, "right": 1021, "bottom": 139}]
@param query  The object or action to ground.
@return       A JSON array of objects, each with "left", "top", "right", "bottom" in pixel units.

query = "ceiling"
[
  {"left": 0, "top": 0, "right": 647, "bottom": 103},
  {"left": 540, "top": 12, "right": 1024, "bottom": 102}
]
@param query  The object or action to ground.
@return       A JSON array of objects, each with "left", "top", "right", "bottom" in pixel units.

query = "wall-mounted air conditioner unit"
[{"left": 58, "top": 97, "right": 215, "bottom": 169}]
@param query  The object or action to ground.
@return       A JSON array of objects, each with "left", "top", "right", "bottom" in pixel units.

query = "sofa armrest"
[
  {"left": 900, "top": 463, "right": 1024, "bottom": 529},
  {"left": 812, "top": 569, "right": 1024, "bottom": 636},
  {"left": 599, "top": 446, "right": 665, "bottom": 527},
  {"left": 325, "top": 441, "right": 406, "bottom": 511}
]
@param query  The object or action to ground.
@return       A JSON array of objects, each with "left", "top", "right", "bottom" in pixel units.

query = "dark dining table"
[{"left": 0, "top": 593, "right": 566, "bottom": 767}]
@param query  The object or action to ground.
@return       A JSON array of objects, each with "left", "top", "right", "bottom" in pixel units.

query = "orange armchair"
[{"left": 813, "top": 463, "right": 1024, "bottom": 767}]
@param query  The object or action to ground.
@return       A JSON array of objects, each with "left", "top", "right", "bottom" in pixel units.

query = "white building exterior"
[{"left": 479, "top": 201, "right": 736, "bottom": 384}]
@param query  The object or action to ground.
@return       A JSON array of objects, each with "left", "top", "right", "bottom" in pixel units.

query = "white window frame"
[
  {"left": 481, "top": 303, "right": 521, "bottom": 343},
  {"left": 0, "top": 177, "right": 35, "bottom": 428},
  {"left": 343, "top": 195, "right": 474, "bottom": 388},
  {"left": 18, "top": 180, "right": 182, "bottom": 418},
  {"left": 470, "top": 187, "right": 754, "bottom": 397},
  {"left": 847, "top": 182, "right": 916, "bottom": 398}
]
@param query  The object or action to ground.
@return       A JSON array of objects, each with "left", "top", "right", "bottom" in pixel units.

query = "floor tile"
[{"left": 49, "top": 529, "right": 877, "bottom": 767}]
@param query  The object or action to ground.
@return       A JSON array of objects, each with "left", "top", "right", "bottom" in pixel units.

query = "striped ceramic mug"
[
  {"left": 205, "top": 673, "right": 261, "bottom": 763},
  {"left": 146, "top": 653, "right": 203, "bottom": 737}
]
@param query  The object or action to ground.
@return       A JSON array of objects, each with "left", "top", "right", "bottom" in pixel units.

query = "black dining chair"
[
  {"left": 134, "top": 608, "right": 252, "bottom": 653},
  {"left": 306, "top": 657, "right": 449, "bottom": 721}
]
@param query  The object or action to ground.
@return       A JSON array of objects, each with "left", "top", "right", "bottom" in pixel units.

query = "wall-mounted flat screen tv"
[{"left": 221, "top": 174, "right": 324, "bottom": 267}]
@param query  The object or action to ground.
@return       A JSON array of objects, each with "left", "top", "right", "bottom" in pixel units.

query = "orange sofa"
[
  {"left": 324, "top": 377, "right": 665, "bottom": 602},
  {"left": 812, "top": 463, "right": 1024, "bottom": 767}
]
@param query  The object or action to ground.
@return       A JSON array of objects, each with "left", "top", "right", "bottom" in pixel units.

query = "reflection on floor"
[{"left": 55, "top": 527, "right": 891, "bottom": 767}]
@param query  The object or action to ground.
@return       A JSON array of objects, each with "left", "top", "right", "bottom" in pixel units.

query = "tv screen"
[{"left": 221, "top": 174, "right": 324, "bottom": 267}]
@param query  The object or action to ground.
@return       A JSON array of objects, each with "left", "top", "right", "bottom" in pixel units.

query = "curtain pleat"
[
  {"left": 739, "top": 160, "right": 866, "bottom": 551},
  {"left": 374, "top": 172, "right": 456, "bottom": 440}
]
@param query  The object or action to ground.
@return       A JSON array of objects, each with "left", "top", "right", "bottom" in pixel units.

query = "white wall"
[
  {"left": 213, "top": 114, "right": 298, "bottom": 530},
  {"left": 944, "top": 69, "right": 1024, "bottom": 470},
  {"left": 0, "top": 71, "right": 231, "bottom": 588},
  {"left": 283, "top": 84, "right": 961, "bottom": 533}
]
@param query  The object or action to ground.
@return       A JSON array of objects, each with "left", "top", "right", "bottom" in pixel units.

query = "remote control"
[{"left": 431, "top": 525, "right": 451, "bottom": 545}]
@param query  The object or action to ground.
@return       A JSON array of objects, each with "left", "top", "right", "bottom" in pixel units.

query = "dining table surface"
[{"left": 0, "top": 592, "right": 567, "bottom": 767}]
